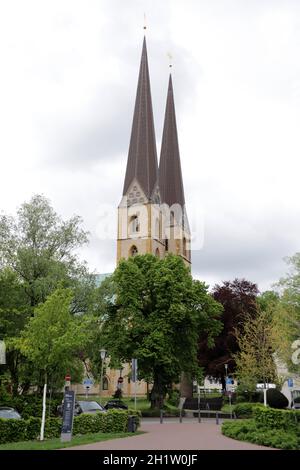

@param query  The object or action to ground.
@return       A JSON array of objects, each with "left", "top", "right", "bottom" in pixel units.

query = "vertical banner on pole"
[{"left": 60, "top": 390, "right": 75, "bottom": 442}]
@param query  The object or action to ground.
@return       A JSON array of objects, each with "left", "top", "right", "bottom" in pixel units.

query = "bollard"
[
  {"left": 180, "top": 409, "right": 182, "bottom": 423},
  {"left": 198, "top": 409, "right": 201, "bottom": 423},
  {"left": 216, "top": 411, "right": 219, "bottom": 425},
  {"left": 160, "top": 409, "right": 163, "bottom": 424}
]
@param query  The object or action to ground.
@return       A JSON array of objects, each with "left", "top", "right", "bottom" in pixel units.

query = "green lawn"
[
  {"left": 77, "top": 395, "right": 179, "bottom": 416},
  {"left": 78, "top": 395, "right": 150, "bottom": 411},
  {"left": 0, "top": 431, "right": 144, "bottom": 451}
]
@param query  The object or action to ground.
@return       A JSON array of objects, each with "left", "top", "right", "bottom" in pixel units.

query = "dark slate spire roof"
[
  {"left": 123, "top": 37, "right": 158, "bottom": 198},
  {"left": 159, "top": 74, "right": 185, "bottom": 207}
]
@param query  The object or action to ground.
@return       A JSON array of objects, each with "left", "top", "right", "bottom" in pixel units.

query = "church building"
[
  {"left": 73, "top": 36, "right": 191, "bottom": 398},
  {"left": 117, "top": 36, "right": 191, "bottom": 266}
]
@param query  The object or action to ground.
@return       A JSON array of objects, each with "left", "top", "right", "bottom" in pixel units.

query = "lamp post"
[{"left": 100, "top": 349, "right": 106, "bottom": 404}]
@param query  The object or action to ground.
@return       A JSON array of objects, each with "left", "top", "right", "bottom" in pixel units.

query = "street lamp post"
[{"left": 100, "top": 349, "right": 106, "bottom": 404}]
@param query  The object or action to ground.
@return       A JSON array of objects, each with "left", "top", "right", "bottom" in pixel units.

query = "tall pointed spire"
[
  {"left": 159, "top": 74, "right": 185, "bottom": 207},
  {"left": 123, "top": 37, "right": 158, "bottom": 199}
]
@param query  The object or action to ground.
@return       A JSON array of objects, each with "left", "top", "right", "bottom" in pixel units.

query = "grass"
[
  {"left": 77, "top": 395, "right": 180, "bottom": 416},
  {"left": 77, "top": 395, "right": 150, "bottom": 410},
  {"left": 0, "top": 431, "right": 144, "bottom": 451}
]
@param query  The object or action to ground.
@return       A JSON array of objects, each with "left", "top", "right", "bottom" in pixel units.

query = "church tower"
[
  {"left": 117, "top": 37, "right": 163, "bottom": 262},
  {"left": 159, "top": 73, "right": 191, "bottom": 267},
  {"left": 117, "top": 38, "right": 190, "bottom": 266}
]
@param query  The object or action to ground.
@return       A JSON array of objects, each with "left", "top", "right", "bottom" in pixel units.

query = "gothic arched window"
[
  {"left": 155, "top": 248, "right": 160, "bottom": 258},
  {"left": 130, "top": 245, "right": 138, "bottom": 257},
  {"left": 129, "top": 215, "right": 140, "bottom": 234},
  {"left": 170, "top": 211, "right": 175, "bottom": 225}
]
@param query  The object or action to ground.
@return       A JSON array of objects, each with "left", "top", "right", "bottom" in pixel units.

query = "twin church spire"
[
  {"left": 123, "top": 37, "right": 185, "bottom": 207},
  {"left": 118, "top": 36, "right": 190, "bottom": 266},
  {"left": 123, "top": 37, "right": 158, "bottom": 199}
]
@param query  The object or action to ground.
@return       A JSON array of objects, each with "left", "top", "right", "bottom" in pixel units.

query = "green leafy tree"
[
  {"left": 101, "top": 254, "right": 222, "bottom": 408},
  {"left": 0, "top": 195, "right": 97, "bottom": 393},
  {"left": 234, "top": 309, "right": 278, "bottom": 399},
  {"left": 197, "top": 279, "right": 259, "bottom": 389},
  {"left": 20, "top": 288, "right": 92, "bottom": 390},
  {"left": 0, "top": 194, "right": 89, "bottom": 308},
  {"left": 272, "top": 253, "right": 300, "bottom": 374},
  {"left": 0, "top": 269, "right": 31, "bottom": 394}
]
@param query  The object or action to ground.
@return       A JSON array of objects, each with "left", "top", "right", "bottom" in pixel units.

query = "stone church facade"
[{"left": 117, "top": 37, "right": 191, "bottom": 267}]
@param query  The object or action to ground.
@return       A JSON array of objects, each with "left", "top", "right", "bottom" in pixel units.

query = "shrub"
[
  {"left": 26, "top": 417, "right": 41, "bottom": 440},
  {"left": 253, "top": 407, "right": 300, "bottom": 430},
  {"left": 0, "top": 409, "right": 141, "bottom": 444},
  {"left": 236, "top": 389, "right": 262, "bottom": 403},
  {"left": 141, "top": 406, "right": 182, "bottom": 418},
  {"left": 0, "top": 418, "right": 27, "bottom": 444},
  {"left": 258, "top": 388, "right": 289, "bottom": 409},
  {"left": 44, "top": 417, "right": 62, "bottom": 438},
  {"left": 222, "top": 419, "right": 300, "bottom": 450},
  {"left": 167, "top": 389, "right": 180, "bottom": 407},
  {"left": 0, "top": 395, "right": 63, "bottom": 419},
  {"left": 233, "top": 402, "right": 264, "bottom": 418},
  {"left": 73, "top": 413, "right": 104, "bottom": 435}
]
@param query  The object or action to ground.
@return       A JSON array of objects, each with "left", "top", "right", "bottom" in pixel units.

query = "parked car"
[
  {"left": 0, "top": 407, "right": 22, "bottom": 420},
  {"left": 57, "top": 400, "right": 106, "bottom": 417},
  {"left": 104, "top": 400, "right": 128, "bottom": 410},
  {"left": 77, "top": 401, "right": 106, "bottom": 414}
]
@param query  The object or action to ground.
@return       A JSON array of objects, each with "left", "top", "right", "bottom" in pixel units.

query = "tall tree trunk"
[
  {"left": 150, "top": 373, "right": 164, "bottom": 409},
  {"left": 180, "top": 372, "right": 193, "bottom": 398},
  {"left": 7, "top": 351, "right": 19, "bottom": 396}
]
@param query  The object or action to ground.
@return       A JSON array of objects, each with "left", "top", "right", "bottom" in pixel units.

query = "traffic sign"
[
  {"left": 83, "top": 378, "right": 94, "bottom": 389},
  {"left": 288, "top": 378, "right": 294, "bottom": 388}
]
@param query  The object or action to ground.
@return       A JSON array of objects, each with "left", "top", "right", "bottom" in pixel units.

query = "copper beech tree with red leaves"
[{"left": 197, "top": 279, "right": 259, "bottom": 390}]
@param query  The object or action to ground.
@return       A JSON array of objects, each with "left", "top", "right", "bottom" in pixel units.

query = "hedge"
[
  {"left": 0, "top": 395, "right": 63, "bottom": 419},
  {"left": 253, "top": 406, "right": 300, "bottom": 430},
  {"left": 222, "top": 419, "right": 300, "bottom": 450},
  {"left": 0, "top": 409, "right": 141, "bottom": 445},
  {"left": 233, "top": 402, "right": 265, "bottom": 418}
]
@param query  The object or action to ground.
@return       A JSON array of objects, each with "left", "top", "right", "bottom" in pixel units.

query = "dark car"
[
  {"left": 0, "top": 407, "right": 22, "bottom": 420},
  {"left": 104, "top": 400, "right": 128, "bottom": 410},
  {"left": 57, "top": 400, "right": 106, "bottom": 417},
  {"left": 77, "top": 401, "right": 106, "bottom": 414}
]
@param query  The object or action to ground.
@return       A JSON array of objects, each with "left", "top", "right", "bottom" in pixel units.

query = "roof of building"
[
  {"left": 159, "top": 74, "right": 185, "bottom": 207},
  {"left": 94, "top": 273, "right": 112, "bottom": 287},
  {"left": 122, "top": 36, "right": 158, "bottom": 199}
]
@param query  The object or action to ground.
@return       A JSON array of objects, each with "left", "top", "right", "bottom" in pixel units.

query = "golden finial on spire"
[
  {"left": 167, "top": 52, "right": 173, "bottom": 69},
  {"left": 143, "top": 13, "right": 147, "bottom": 30}
]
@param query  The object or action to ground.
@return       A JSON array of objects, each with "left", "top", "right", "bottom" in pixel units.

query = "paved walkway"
[{"left": 65, "top": 419, "right": 272, "bottom": 450}]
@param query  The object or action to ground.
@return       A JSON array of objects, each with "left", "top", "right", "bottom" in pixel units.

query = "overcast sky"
[{"left": 1, "top": 0, "right": 300, "bottom": 292}]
